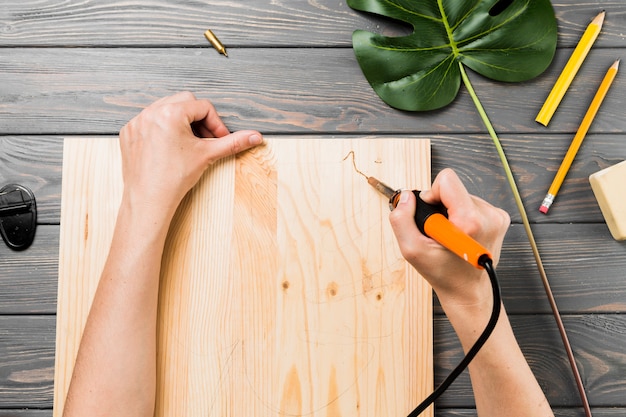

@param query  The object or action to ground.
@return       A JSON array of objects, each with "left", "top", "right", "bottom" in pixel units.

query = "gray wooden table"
[{"left": 1, "top": 1, "right": 625, "bottom": 416}]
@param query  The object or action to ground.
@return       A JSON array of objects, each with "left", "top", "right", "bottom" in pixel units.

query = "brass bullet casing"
[{"left": 204, "top": 29, "right": 228, "bottom": 57}]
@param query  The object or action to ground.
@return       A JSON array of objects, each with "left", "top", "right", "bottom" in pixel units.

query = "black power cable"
[{"left": 407, "top": 255, "right": 501, "bottom": 416}]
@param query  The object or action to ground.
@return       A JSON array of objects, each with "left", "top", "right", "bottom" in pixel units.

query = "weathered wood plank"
[
  {"left": 3, "top": 133, "right": 625, "bottom": 226},
  {"left": 2, "top": 129, "right": 626, "bottom": 315},
  {"left": 434, "top": 133, "right": 624, "bottom": 225},
  {"left": 1, "top": 221, "right": 625, "bottom": 317},
  {"left": 0, "top": 1, "right": 624, "bottom": 416},
  {"left": 434, "top": 314, "right": 626, "bottom": 408},
  {"left": 0, "top": 226, "right": 58, "bottom": 315},
  {"left": 0, "top": 136, "right": 63, "bottom": 225},
  {"left": 0, "top": 48, "right": 623, "bottom": 135},
  {"left": 496, "top": 224, "right": 626, "bottom": 314},
  {"left": 0, "top": 316, "right": 55, "bottom": 409},
  {"left": 437, "top": 409, "right": 626, "bottom": 417},
  {"left": 0, "top": 1, "right": 623, "bottom": 47},
  {"left": 3, "top": 314, "right": 626, "bottom": 409},
  {"left": 4, "top": 408, "right": 626, "bottom": 417},
  {"left": 0, "top": 0, "right": 394, "bottom": 47},
  {"left": 2, "top": 407, "right": 626, "bottom": 417}
]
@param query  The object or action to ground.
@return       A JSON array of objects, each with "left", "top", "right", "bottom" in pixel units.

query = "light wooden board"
[{"left": 54, "top": 137, "right": 433, "bottom": 417}]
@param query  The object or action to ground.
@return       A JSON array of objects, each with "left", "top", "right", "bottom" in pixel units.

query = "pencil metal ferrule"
[{"left": 539, "top": 193, "right": 555, "bottom": 214}]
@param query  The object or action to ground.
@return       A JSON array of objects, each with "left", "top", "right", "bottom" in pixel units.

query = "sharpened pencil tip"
[{"left": 594, "top": 10, "right": 606, "bottom": 26}]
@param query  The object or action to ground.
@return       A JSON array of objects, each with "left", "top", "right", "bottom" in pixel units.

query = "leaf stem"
[
  {"left": 458, "top": 62, "right": 592, "bottom": 417},
  {"left": 437, "top": 0, "right": 459, "bottom": 55}
]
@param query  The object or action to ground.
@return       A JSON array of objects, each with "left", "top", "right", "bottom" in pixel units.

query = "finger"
[
  {"left": 177, "top": 99, "right": 230, "bottom": 138},
  {"left": 421, "top": 169, "right": 476, "bottom": 219},
  {"left": 138, "top": 93, "right": 203, "bottom": 135},
  {"left": 472, "top": 196, "right": 511, "bottom": 238},
  {"left": 191, "top": 122, "right": 212, "bottom": 139},
  {"left": 424, "top": 170, "right": 511, "bottom": 252},
  {"left": 144, "top": 94, "right": 229, "bottom": 139},
  {"left": 199, "top": 130, "right": 264, "bottom": 164},
  {"left": 389, "top": 191, "right": 427, "bottom": 260}
]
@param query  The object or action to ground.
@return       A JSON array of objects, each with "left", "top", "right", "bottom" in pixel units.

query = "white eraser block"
[{"left": 589, "top": 160, "right": 626, "bottom": 241}]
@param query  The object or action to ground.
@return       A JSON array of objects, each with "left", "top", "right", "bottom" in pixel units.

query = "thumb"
[
  {"left": 200, "top": 130, "right": 264, "bottom": 164},
  {"left": 389, "top": 190, "right": 422, "bottom": 253}
]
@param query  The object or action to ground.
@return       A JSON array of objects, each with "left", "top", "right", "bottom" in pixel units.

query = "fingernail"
[
  {"left": 399, "top": 190, "right": 409, "bottom": 204},
  {"left": 249, "top": 134, "right": 262, "bottom": 145}
]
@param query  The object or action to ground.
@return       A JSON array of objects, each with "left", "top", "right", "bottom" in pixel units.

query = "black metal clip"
[{"left": 0, "top": 184, "right": 37, "bottom": 251}]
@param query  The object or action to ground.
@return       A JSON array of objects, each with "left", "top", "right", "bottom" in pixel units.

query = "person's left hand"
[{"left": 119, "top": 92, "right": 263, "bottom": 216}]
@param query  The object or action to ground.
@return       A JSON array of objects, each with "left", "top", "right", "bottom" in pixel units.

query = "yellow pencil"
[
  {"left": 536, "top": 11, "right": 605, "bottom": 126},
  {"left": 540, "top": 59, "right": 620, "bottom": 214}
]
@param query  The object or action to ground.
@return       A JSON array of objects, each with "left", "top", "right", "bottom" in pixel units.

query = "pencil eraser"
[{"left": 589, "top": 160, "right": 626, "bottom": 241}]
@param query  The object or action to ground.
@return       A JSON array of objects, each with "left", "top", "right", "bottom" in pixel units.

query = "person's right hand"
[{"left": 389, "top": 168, "right": 510, "bottom": 304}]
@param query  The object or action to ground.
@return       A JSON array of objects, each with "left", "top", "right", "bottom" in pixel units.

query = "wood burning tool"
[{"left": 366, "top": 175, "right": 492, "bottom": 269}]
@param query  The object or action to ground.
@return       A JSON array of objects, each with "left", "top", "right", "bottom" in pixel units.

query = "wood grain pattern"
[
  {"left": 6, "top": 313, "right": 626, "bottom": 410},
  {"left": 3, "top": 222, "right": 626, "bottom": 316},
  {"left": 54, "top": 137, "right": 433, "bottom": 417},
  {"left": 0, "top": 136, "right": 63, "bottom": 224},
  {"left": 0, "top": 48, "right": 623, "bottom": 136},
  {"left": 2, "top": 1, "right": 626, "bottom": 415},
  {"left": 4, "top": 133, "right": 625, "bottom": 226},
  {"left": 0, "top": 2, "right": 624, "bottom": 47},
  {"left": 438, "top": 410, "right": 626, "bottom": 417},
  {"left": 0, "top": 316, "right": 55, "bottom": 408},
  {"left": 3, "top": 137, "right": 625, "bottom": 318},
  {"left": 434, "top": 314, "right": 626, "bottom": 408},
  {"left": 0, "top": 225, "right": 59, "bottom": 314},
  {"left": 13, "top": 409, "right": 626, "bottom": 417}
]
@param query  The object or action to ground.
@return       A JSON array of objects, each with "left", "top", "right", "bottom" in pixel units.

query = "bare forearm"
[
  {"left": 63, "top": 202, "right": 172, "bottom": 417},
  {"left": 62, "top": 93, "right": 263, "bottom": 417},
  {"left": 389, "top": 171, "right": 551, "bottom": 415},
  {"left": 441, "top": 284, "right": 553, "bottom": 417}
]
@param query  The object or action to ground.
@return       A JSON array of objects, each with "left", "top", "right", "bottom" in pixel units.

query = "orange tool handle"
[
  {"left": 423, "top": 213, "right": 491, "bottom": 269},
  {"left": 392, "top": 190, "right": 492, "bottom": 269}
]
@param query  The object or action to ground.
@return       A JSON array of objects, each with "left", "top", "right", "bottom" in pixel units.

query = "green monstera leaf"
[{"left": 349, "top": 0, "right": 557, "bottom": 111}]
